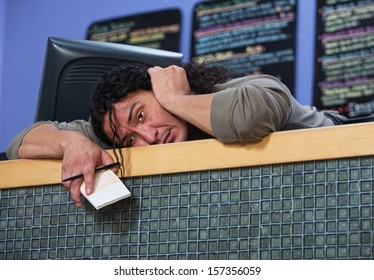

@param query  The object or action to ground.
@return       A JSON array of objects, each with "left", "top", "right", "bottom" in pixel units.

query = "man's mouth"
[{"left": 160, "top": 129, "right": 172, "bottom": 144}]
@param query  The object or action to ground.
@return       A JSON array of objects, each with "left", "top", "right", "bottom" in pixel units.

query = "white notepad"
[{"left": 80, "top": 169, "right": 131, "bottom": 210}]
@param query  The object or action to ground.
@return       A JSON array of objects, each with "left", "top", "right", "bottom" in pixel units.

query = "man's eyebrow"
[{"left": 127, "top": 101, "right": 140, "bottom": 123}]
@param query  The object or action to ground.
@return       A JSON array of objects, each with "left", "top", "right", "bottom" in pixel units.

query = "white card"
[{"left": 80, "top": 169, "right": 131, "bottom": 210}]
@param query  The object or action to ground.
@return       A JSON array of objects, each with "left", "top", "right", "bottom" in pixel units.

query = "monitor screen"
[{"left": 35, "top": 37, "right": 183, "bottom": 122}]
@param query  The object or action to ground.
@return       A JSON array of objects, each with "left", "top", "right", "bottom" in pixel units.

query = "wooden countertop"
[{"left": 1, "top": 123, "right": 373, "bottom": 189}]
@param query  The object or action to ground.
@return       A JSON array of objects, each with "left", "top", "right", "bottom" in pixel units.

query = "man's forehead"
[
  {"left": 113, "top": 95, "right": 138, "bottom": 111},
  {"left": 113, "top": 91, "right": 148, "bottom": 111}
]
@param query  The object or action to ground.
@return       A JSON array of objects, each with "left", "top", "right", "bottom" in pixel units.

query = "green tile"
[
  {"left": 220, "top": 193, "right": 229, "bottom": 203},
  {"left": 210, "top": 181, "right": 219, "bottom": 191},
  {"left": 220, "top": 180, "right": 230, "bottom": 191},
  {"left": 189, "top": 194, "right": 199, "bottom": 205},
  {"left": 199, "top": 229, "right": 207, "bottom": 240},
  {"left": 326, "top": 234, "right": 336, "bottom": 245},
  {"left": 210, "top": 171, "right": 220, "bottom": 180},
  {"left": 188, "top": 242, "right": 197, "bottom": 252},
  {"left": 198, "top": 182, "right": 209, "bottom": 193},
  {"left": 272, "top": 176, "right": 282, "bottom": 186},
  {"left": 179, "top": 195, "right": 189, "bottom": 206},
  {"left": 251, "top": 178, "right": 261, "bottom": 188}
]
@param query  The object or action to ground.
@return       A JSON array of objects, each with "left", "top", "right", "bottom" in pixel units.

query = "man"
[{"left": 7, "top": 63, "right": 346, "bottom": 207}]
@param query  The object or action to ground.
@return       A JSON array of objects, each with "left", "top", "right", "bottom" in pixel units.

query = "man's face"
[{"left": 103, "top": 90, "right": 189, "bottom": 147}]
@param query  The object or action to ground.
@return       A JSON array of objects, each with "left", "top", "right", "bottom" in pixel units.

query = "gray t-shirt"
[{"left": 210, "top": 75, "right": 344, "bottom": 142}]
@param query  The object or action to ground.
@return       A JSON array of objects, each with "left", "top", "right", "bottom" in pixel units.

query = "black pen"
[{"left": 61, "top": 162, "right": 120, "bottom": 182}]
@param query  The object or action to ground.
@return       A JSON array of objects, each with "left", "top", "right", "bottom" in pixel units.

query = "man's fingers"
[
  {"left": 82, "top": 168, "right": 96, "bottom": 196},
  {"left": 147, "top": 66, "right": 160, "bottom": 75},
  {"left": 69, "top": 181, "right": 83, "bottom": 208}
]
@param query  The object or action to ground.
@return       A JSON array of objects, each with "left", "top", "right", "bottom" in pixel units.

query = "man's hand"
[
  {"left": 60, "top": 132, "right": 116, "bottom": 208},
  {"left": 147, "top": 65, "right": 192, "bottom": 111},
  {"left": 147, "top": 65, "right": 215, "bottom": 137},
  {"left": 17, "top": 123, "right": 118, "bottom": 208}
]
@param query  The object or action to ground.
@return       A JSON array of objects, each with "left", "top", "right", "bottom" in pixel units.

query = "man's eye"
[
  {"left": 138, "top": 111, "right": 144, "bottom": 122},
  {"left": 128, "top": 135, "right": 136, "bottom": 147}
]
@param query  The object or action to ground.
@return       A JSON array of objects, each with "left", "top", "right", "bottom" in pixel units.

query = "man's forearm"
[
  {"left": 163, "top": 94, "right": 216, "bottom": 137},
  {"left": 18, "top": 124, "right": 84, "bottom": 159}
]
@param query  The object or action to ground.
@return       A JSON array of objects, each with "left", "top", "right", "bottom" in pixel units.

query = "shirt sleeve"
[
  {"left": 6, "top": 119, "right": 109, "bottom": 159},
  {"left": 210, "top": 75, "right": 292, "bottom": 142}
]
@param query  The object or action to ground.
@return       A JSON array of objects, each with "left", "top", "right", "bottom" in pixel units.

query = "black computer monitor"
[{"left": 35, "top": 37, "right": 183, "bottom": 122}]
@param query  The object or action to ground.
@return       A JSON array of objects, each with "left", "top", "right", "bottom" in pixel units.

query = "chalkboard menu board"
[
  {"left": 87, "top": 9, "right": 181, "bottom": 52},
  {"left": 191, "top": 0, "right": 297, "bottom": 94},
  {"left": 313, "top": 0, "right": 374, "bottom": 118}
]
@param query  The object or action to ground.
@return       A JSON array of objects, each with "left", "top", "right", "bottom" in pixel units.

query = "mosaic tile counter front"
[{"left": 1, "top": 156, "right": 373, "bottom": 259}]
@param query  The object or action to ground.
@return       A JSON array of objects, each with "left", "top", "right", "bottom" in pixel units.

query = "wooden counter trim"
[{"left": 1, "top": 123, "right": 373, "bottom": 189}]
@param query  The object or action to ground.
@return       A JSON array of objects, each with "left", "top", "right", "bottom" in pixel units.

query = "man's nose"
[{"left": 135, "top": 125, "right": 158, "bottom": 144}]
